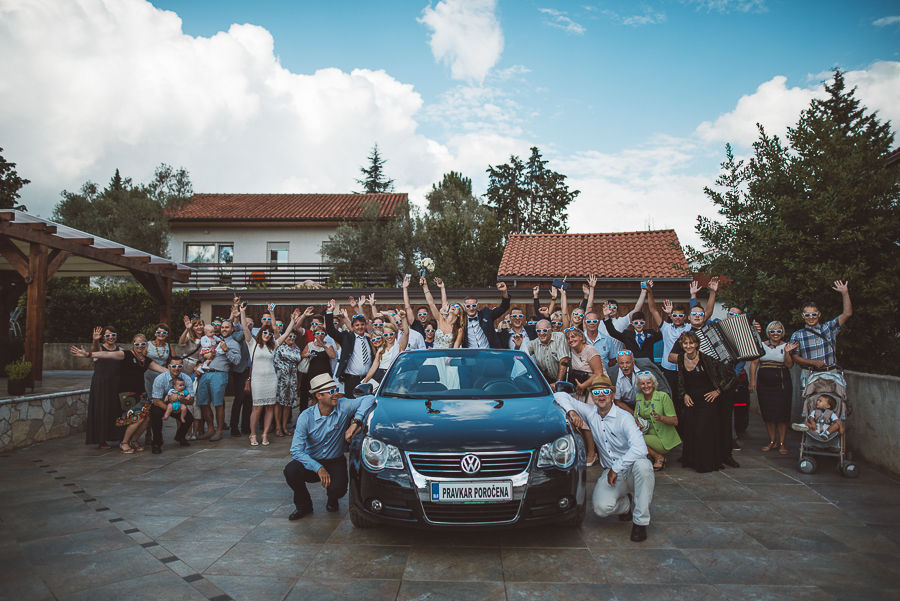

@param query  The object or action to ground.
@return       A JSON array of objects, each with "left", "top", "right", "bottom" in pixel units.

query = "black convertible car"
[{"left": 348, "top": 349, "right": 587, "bottom": 529}]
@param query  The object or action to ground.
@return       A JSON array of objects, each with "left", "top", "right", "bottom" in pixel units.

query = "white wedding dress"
[{"left": 425, "top": 329, "right": 459, "bottom": 389}]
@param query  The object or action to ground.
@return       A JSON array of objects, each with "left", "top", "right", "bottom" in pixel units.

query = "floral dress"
[{"left": 275, "top": 342, "right": 303, "bottom": 407}]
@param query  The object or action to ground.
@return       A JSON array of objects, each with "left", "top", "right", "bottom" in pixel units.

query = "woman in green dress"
[{"left": 634, "top": 370, "right": 681, "bottom": 471}]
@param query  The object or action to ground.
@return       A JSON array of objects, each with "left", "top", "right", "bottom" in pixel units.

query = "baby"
[
  {"left": 195, "top": 324, "right": 220, "bottom": 375},
  {"left": 163, "top": 376, "right": 192, "bottom": 423},
  {"left": 793, "top": 394, "right": 843, "bottom": 437}
]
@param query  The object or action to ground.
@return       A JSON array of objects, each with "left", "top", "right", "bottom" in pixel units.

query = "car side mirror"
[
  {"left": 354, "top": 383, "right": 375, "bottom": 397},
  {"left": 554, "top": 381, "right": 575, "bottom": 394}
]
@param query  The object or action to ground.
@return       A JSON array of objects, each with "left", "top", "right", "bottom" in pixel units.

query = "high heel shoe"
[
  {"left": 250, "top": 435, "right": 259, "bottom": 446},
  {"left": 262, "top": 435, "right": 270, "bottom": 446}
]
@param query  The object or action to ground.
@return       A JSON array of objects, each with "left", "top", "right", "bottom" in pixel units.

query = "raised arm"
[
  {"left": 70, "top": 345, "right": 124, "bottom": 360},
  {"left": 603, "top": 315, "right": 627, "bottom": 344},
  {"left": 276, "top": 309, "right": 300, "bottom": 346},
  {"left": 833, "top": 280, "right": 852, "bottom": 326},
  {"left": 489, "top": 282, "right": 511, "bottom": 321},
  {"left": 401, "top": 275, "right": 413, "bottom": 316},
  {"left": 626, "top": 286, "right": 647, "bottom": 319},
  {"left": 422, "top": 280, "right": 443, "bottom": 322},
  {"left": 560, "top": 286, "right": 570, "bottom": 328},
  {"left": 584, "top": 275, "right": 597, "bottom": 314},
  {"left": 398, "top": 311, "right": 411, "bottom": 352},
  {"left": 434, "top": 277, "right": 448, "bottom": 308},
  {"left": 704, "top": 277, "right": 719, "bottom": 322},
  {"left": 91, "top": 326, "right": 102, "bottom": 352},
  {"left": 325, "top": 299, "right": 341, "bottom": 340},
  {"left": 645, "top": 281, "right": 663, "bottom": 328},
  {"left": 239, "top": 303, "right": 251, "bottom": 337},
  {"left": 548, "top": 285, "right": 557, "bottom": 317},
  {"left": 179, "top": 315, "right": 192, "bottom": 344}
]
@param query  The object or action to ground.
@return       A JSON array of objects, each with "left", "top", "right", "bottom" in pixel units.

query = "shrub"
[{"left": 4, "top": 358, "right": 32, "bottom": 380}]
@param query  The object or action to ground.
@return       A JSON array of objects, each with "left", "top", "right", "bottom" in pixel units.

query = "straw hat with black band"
[{"left": 308, "top": 373, "right": 339, "bottom": 396}]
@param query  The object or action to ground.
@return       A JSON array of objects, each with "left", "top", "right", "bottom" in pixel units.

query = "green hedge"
[{"left": 43, "top": 280, "right": 200, "bottom": 343}]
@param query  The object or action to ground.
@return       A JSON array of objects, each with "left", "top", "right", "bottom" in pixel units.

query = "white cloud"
[
  {"left": 539, "top": 8, "right": 587, "bottom": 35},
  {"left": 682, "top": 0, "right": 767, "bottom": 13},
  {"left": 872, "top": 15, "right": 900, "bottom": 27},
  {"left": 623, "top": 12, "right": 667, "bottom": 26},
  {"left": 695, "top": 62, "right": 900, "bottom": 147},
  {"left": 418, "top": 0, "right": 504, "bottom": 85}
]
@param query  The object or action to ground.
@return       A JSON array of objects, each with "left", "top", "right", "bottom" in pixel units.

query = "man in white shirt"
[
  {"left": 555, "top": 373, "right": 654, "bottom": 542},
  {"left": 583, "top": 312, "right": 617, "bottom": 367},
  {"left": 613, "top": 351, "right": 637, "bottom": 412},
  {"left": 598, "top": 288, "right": 647, "bottom": 352}
]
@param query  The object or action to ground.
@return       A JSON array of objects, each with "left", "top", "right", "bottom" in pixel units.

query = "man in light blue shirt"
[
  {"left": 283, "top": 374, "right": 376, "bottom": 520},
  {"left": 149, "top": 356, "right": 195, "bottom": 454}
]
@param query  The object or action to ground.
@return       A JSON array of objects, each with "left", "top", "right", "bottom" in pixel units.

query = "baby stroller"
[{"left": 796, "top": 369, "right": 859, "bottom": 478}]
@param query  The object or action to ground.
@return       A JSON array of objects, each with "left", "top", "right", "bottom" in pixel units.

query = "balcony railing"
[{"left": 175, "top": 263, "right": 393, "bottom": 289}]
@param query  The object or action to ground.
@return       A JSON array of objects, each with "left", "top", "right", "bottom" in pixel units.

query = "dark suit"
[
  {"left": 326, "top": 314, "right": 374, "bottom": 397},
  {"left": 498, "top": 324, "right": 539, "bottom": 350},
  {"left": 460, "top": 296, "right": 511, "bottom": 349},
  {"left": 603, "top": 318, "right": 662, "bottom": 362}
]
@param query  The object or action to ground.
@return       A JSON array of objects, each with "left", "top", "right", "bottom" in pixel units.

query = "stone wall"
[{"left": 0, "top": 390, "right": 89, "bottom": 451}]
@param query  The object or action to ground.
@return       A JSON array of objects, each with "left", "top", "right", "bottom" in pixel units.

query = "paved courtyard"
[{"left": 1, "top": 412, "right": 899, "bottom": 601}]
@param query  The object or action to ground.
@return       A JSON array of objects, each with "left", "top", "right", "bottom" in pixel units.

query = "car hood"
[{"left": 366, "top": 396, "right": 568, "bottom": 452}]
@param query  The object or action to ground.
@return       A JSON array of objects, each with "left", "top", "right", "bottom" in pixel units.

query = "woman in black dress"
[
  {"left": 300, "top": 326, "right": 336, "bottom": 405},
  {"left": 677, "top": 332, "right": 737, "bottom": 473},
  {"left": 81, "top": 326, "right": 125, "bottom": 449}
]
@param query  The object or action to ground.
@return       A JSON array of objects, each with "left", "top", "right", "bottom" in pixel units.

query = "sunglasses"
[
  {"left": 527, "top": 319, "right": 537, "bottom": 324},
  {"left": 632, "top": 320, "right": 645, "bottom": 326},
  {"left": 261, "top": 317, "right": 272, "bottom": 322},
  {"left": 417, "top": 312, "right": 428, "bottom": 317},
  {"left": 690, "top": 311, "right": 704, "bottom": 317},
  {"left": 564, "top": 326, "right": 578, "bottom": 333},
  {"left": 617, "top": 350, "right": 632, "bottom": 355},
  {"left": 372, "top": 336, "right": 383, "bottom": 341},
  {"left": 727, "top": 311, "right": 740, "bottom": 316},
  {"left": 536, "top": 328, "right": 550, "bottom": 334},
  {"left": 768, "top": 329, "right": 783, "bottom": 334},
  {"left": 384, "top": 332, "right": 396, "bottom": 338},
  {"left": 551, "top": 321, "right": 563, "bottom": 326},
  {"left": 803, "top": 312, "right": 819, "bottom": 318},
  {"left": 322, "top": 388, "right": 337, "bottom": 395},
  {"left": 314, "top": 331, "right": 327, "bottom": 336},
  {"left": 212, "top": 321, "right": 222, "bottom": 326},
  {"left": 353, "top": 314, "right": 365, "bottom": 319},
  {"left": 584, "top": 319, "right": 599, "bottom": 325},
  {"left": 510, "top": 314, "right": 524, "bottom": 319},
  {"left": 424, "top": 328, "right": 435, "bottom": 333},
  {"left": 133, "top": 342, "right": 147, "bottom": 348},
  {"left": 155, "top": 330, "right": 168, "bottom": 335},
  {"left": 464, "top": 304, "right": 477, "bottom": 309},
  {"left": 590, "top": 388, "right": 612, "bottom": 396},
  {"left": 104, "top": 333, "right": 117, "bottom": 338},
  {"left": 170, "top": 365, "right": 183, "bottom": 369},
  {"left": 261, "top": 332, "right": 273, "bottom": 337},
  {"left": 671, "top": 313, "right": 685, "bottom": 318},
  {"left": 388, "top": 312, "right": 397, "bottom": 316},
  {"left": 607, "top": 305, "right": 618, "bottom": 310},
  {"left": 373, "top": 324, "right": 384, "bottom": 328},
  {"left": 573, "top": 313, "right": 584, "bottom": 318},
  {"left": 637, "top": 371, "right": 652, "bottom": 376},
  {"left": 287, "top": 334, "right": 297, "bottom": 339}
]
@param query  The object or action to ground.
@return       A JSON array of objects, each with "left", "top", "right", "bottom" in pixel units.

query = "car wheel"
[
  {"left": 349, "top": 504, "right": 379, "bottom": 528},
  {"left": 560, "top": 501, "right": 586, "bottom": 528}
]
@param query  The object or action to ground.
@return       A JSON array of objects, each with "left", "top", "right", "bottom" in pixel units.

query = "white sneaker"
[
  {"left": 188, "top": 435, "right": 197, "bottom": 441},
  {"left": 791, "top": 423, "right": 809, "bottom": 432}
]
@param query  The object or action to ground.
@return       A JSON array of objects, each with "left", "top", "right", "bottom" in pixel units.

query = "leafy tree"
[
  {"left": 485, "top": 147, "right": 579, "bottom": 239},
  {"left": 419, "top": 172, "right": 504, "bottom": 287},
  {"left": 690, "top": 70, "right": 900, "bottom": 375},
  {"left": 52, "top": 164, "right": 192, "bottom": 258},
  {"left": 0, "top": 147, "right": 31, "bottom": 211},
  {"left": 355, "top": 143, "right": 395, "bottom": 193},
  {"left": 323, "top": 199, "right": 418, "bottom": 285}
]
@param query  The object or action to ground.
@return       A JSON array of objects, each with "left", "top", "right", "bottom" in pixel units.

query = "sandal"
[
  {"left": 262, "top": 435, "right": 270, "bottom": 446},
  {"left": 250, "top": 435, "right": 259, "bottom": 447},
  {"left": 275, "top": 429, "right": 284, "bottom": 437},
  {"left": 779, "top": 443, "right": 788, "bottom": 455},
  {"left": 761, "top": 441, "right": 777, "bottom": 452},
  {"left": 653, "top": 458, "right": 666, "bottom": 471},
  {"left": 119, "top": 443, "right": 134, "bottom": 454},
  {"left": 129, "top": 441, "right": 144, "bottom": 452}
]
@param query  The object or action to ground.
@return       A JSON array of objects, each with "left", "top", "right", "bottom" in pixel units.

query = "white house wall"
[{"left": 169, "top": 226, "right": 338, "bottom": 264}]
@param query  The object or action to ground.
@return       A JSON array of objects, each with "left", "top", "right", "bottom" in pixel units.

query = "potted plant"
[{"left": 5, "top": 358, "right": 32, "bottom": 396}]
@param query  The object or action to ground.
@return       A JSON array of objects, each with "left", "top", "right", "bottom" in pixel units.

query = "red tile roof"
[
  {"left": 498, "top": 230, "right": 689, "bottom": 279},
  {"left": 167, "top": 193, "right": 407, "bottom": 222}
]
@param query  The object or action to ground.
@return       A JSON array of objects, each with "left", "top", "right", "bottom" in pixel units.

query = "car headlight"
[
  {"left": 362, "top": 436, "right": 403, "bottom": 471},
  {"left": 537, "top": 434, "right": 576, "bottom": 469}
]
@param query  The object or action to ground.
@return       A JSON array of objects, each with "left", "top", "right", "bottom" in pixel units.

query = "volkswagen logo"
[{"left": 460, "top": 454, "right": 481, "bottom": 474}]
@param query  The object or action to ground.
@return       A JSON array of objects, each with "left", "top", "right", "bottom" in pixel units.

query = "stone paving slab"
[{"left": 0, "top": 414, "right": 898, "bottom": 601}]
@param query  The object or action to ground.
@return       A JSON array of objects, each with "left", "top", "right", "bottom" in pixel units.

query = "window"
[
  {"left": 185, "top": 243, "right": 233, "bottom": 264},
  {"left": 267, "top": 242, "right": 289, "bottom": 264},
  {"left": 219, "top": 245, "right": 234, "bottom": 264}
]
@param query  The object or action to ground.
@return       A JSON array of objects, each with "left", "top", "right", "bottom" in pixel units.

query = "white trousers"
[{"left": 592, "top": 457, "right": 655, "bottom": 526}]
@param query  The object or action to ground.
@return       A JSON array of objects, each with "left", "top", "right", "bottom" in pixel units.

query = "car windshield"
[{"left": 379, "top": 349, "right": 551, "bottom": 399}]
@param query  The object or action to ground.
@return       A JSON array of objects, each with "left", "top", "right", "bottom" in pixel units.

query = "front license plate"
[{"left": 430, "top": 481, "right": 513, "bottom": 503}]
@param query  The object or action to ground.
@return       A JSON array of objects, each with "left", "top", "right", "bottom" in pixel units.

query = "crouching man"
[
  {"left": 555, "top": 373, "right": 655, "bottom": 542},
  {"left": 283, "top": 374, "right": 375, "bottom": 520}
]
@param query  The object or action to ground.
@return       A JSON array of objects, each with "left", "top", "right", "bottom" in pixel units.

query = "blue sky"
[{"left": 1, "top": 0, "right": 898, "bottom": 248}]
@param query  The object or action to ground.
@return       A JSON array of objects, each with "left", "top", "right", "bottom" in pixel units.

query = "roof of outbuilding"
[
  {"left": 167, "top": 193, "right": 407, "bottom": 222},
  {"left": 497, "top": 230, "right": 690, "bottom": 279}
]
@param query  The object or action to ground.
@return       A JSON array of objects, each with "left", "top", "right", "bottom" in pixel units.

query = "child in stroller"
[{"left": 795, "top": 369, "right": 859, "bottom": 478}]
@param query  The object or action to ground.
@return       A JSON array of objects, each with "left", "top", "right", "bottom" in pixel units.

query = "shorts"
[{"left": 196, "top": 371, "right": 228, "bottom": 407}]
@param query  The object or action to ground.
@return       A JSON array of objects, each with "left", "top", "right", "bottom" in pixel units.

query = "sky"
[{"left": 1, "top": 0, "right": 898, "bottom": 250}]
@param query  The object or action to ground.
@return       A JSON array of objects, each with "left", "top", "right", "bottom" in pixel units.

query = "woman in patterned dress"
[{"left": 274, "top": 313, "right": 304, "bottom": 436}]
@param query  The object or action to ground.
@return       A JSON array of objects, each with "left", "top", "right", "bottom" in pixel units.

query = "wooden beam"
[
  {"left": 159, "top": 275, "right": 173, "bottom": 327},
  {"left": 0, "top": 236, "right": 29, "bottom": 278},
  {"left": 25, "top": 243, "right": 48, "bottom": 388},
  {"left": 46, "top": 249, "right": 71, "bottom": 280},
  {"left": 130, "top": 269, "right": 166, "bottom": 305},
  {"left": 0, "top": 220, "right": 189, "bottom": 282},
  {"left": 0, "top": 212, "right": 14, "bottom": 221}
]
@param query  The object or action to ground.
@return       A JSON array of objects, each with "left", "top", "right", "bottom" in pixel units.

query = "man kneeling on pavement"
[
  {"left": 283, "top": 373, "right": 375, "bottom": 520},
  {"left": 555, "top": 373, "right": 654, "bottom": 542}
]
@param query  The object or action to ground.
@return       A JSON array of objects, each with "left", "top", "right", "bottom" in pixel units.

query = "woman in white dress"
[
  {"left": 419, "top": 277, "right": 463, "bottom": 388},
  {"left": 363, "top": 317, "right": 410, "bottom": 386},
  {"left": 240, "top": 305, "right": 294, "bottom": 446}
]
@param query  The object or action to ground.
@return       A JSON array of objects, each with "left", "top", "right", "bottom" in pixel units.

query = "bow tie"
[{"left": 469, "top": 317, "right": 478, "bottom": 322}]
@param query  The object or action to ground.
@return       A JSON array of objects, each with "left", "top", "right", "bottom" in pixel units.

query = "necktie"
[
  {"left": 359, "top": 335, "right": 370, "bottom": 364},
  {"left": 637, "top": 332, "right": 644, "bottom": 348}
]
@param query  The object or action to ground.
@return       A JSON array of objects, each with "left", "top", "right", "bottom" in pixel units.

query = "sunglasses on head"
[
  {"left": 133, "top": 342, "right": 147, "bottom": 347},
  {"left": 535, "top": 328, "right": 550, "bottom": 334},
  {"left": 564, "top": 326, "right": 578, "bottom": 333},
  {"left": 104, "top": 333, "right": 117, "bottom": 338},
  {"left": 155, "top": 330, "right": 168, "bottom": 335},
  {"left": 464, "top": 304, "right": 477, "bottom": 309},
  {"left": 803, "top": 312, "right": 819, "bottom": 318},
  {"left": 584, "top": 319, "right": 599, "bottom": 325},
  {"left": 632, "top": 320, "right": 645, "bottom": 326},
  {"left": 637, "top": 371, "right": 652, "bottom": 376},
  {"left": 384, "top": 332, "right": 396, "bottom": 337},
  {"left": 768, "top": 329, "right": 783, "bottom": 334},
  {"left": 590, "top": 388, "right": 612, "bottom": 396},
  {"left": 353, "top": 314, "right": 365, "bottom": 319},
  {"left": 617, "top": 350, "right": 632, "bottom": 355},
  {"left": 671, "top": 313, "right": 685, "bottom": 318}
]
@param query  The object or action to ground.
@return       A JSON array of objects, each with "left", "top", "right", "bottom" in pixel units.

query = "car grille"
[
  {"left": 421, "top": 500, "right": 521, "bottom": 524},
  {"left": 408, "top": 451, "right": 532, "bottom": 479}
]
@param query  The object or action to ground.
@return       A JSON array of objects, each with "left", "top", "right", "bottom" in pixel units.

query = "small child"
[
  {"left": 195, "top": 325, "right": 220, "bottom": 375},
  {"left": 792, "top": 394, "right": 844, "bottom": 437},
  {"left": 163, "top": 376, "right": 192, "bottom": 423}
]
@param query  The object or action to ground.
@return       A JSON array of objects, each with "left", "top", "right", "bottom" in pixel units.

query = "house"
[
  {"left": 497, "top": 230, "right": 694, "bottom": 313},
  {"left": 166, "top": 193, "right": 405, "bottom": 287}
]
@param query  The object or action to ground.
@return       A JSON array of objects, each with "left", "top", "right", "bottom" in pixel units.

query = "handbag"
[{"left": 244, "top": 342, "right": 258, "bottom": 394}]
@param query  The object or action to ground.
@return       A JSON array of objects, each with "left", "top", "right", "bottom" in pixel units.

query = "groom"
[{"left": 460, "top": 282, "right": 510, "bottom": 349}]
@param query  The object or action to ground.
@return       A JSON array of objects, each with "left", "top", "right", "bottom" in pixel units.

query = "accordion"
[{"left": 699, "top": 313, "right": 765, "bottom": 363}]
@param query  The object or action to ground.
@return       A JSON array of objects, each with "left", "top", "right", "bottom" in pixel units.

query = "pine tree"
[{"left": 355, "top": 143, "right": 395, "bottom": 194}]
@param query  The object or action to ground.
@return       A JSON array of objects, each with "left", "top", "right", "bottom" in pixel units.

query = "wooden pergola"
[{"left": 0, "top": 210, "right": 190, "bottom": 388}]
